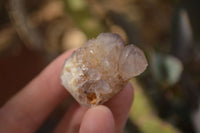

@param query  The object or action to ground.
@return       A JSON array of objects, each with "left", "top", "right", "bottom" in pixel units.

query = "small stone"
[{"left": 61, "top": 33, "right": 148, "bottom": 107}]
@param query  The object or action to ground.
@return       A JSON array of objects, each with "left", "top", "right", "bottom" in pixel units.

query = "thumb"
[{"left": 79, "top": 105, "right": 115, "bottom": 133}]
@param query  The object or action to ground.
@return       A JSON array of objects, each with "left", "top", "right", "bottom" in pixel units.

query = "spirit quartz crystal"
[{"left": 61, "top": 33, "right": 148, "bottom": 107}]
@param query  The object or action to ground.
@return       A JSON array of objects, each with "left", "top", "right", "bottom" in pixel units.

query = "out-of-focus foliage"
[
  {"left": 129, "top": 79, "right": 180, "bottom": 133},
  {"left": 151, "top": 53, "right": 183, "bottom": 86},
  {"left": 63, "top": 0, "right": 105, "bottom": 38},
  {"left": 0, "top": 0, "right": 200, "bottom": 132}
]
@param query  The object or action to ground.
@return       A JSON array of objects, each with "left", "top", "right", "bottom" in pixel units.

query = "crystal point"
[
  {"left": 119, "top": 45, "right": 148, "bottom": 80},
  {"left": 61, "top": 33, "right": 148, "bottom": 107}
]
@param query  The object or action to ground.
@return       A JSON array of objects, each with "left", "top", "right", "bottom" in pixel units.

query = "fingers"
[
  {"left": 0, "top": 49, "right": 75, "bottom": 132},
  {"left": 54, "top": 102, "right": 88, "bottom": 133},
  {"left": 105, "top": 83, "right": 134, "bottom": 133},
  {"left": 0, "top": 46, "right": 133, "bottom": 133},
  {"left": 55, "top": 83, "right": 133, "bottom": 133},
  {"left": 79, "top": 105, "right": 115, "bottom": 133}
]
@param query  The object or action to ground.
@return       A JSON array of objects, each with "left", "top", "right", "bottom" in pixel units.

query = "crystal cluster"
[{"left": 61, "top": 33, "right": 148, "bottom": 106}]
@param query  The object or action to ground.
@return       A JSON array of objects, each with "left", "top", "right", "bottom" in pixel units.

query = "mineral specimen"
[{"left": 61, "top": 33, "right": 148, "bottom": 107}]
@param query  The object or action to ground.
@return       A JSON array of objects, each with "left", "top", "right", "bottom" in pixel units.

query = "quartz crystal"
[{"left": 61, "top": 33, "right": 148, "bottom": 107}]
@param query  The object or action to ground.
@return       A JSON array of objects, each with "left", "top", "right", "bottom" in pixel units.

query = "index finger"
[{"left": 0, "top": 49, "right": 75, "bottom": 132}]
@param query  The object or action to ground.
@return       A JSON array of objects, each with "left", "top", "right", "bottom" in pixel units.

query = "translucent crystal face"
[{"left": 61, "top": 33, "right": 148, "bottom": 107}]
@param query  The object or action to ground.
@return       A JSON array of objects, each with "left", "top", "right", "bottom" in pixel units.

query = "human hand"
[{"left": 0, "top": 50, "right": 134, "bottom": 133}]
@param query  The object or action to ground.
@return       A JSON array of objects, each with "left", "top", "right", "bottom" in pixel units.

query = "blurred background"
[{"left": 0, "top": 0, "right": 200, "bottom": 132}]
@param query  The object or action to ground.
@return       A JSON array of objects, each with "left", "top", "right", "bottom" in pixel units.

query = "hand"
[{"left": 0, "top": 50, "right": 134, "bottom": 133}]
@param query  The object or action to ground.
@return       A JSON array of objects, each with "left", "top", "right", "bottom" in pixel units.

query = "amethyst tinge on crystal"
[{"left": 61, "top": 33, "right": 148, "bottom": 107}]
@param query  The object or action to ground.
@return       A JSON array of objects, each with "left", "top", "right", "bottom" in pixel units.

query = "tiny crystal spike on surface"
[{"left": 61, "top": 33, "right": 148, "bottom": 107}]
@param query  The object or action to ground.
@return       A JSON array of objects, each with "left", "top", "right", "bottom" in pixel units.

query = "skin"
[{"left": 0, "top": 49, "right": 134, "bottom": 133}]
